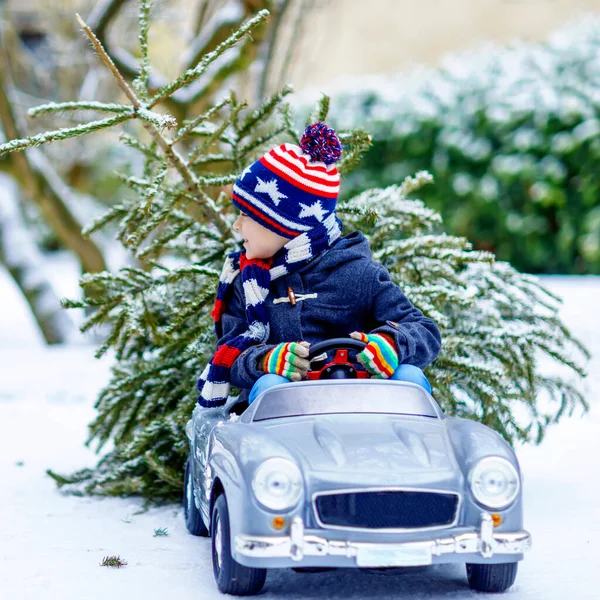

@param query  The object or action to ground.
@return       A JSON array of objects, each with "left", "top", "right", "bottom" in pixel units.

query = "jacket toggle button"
[{"left": 287, "top": 286, "right": 297, "bottom": 306}]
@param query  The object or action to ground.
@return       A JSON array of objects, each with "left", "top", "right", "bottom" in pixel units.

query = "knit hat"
[{"left": 232, "top": 123, "right": 342, "bottom": 239}]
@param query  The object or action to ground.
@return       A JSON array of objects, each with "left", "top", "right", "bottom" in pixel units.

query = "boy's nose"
[{"left": 233, "top": 216, "right": 241, "bottom": 231}]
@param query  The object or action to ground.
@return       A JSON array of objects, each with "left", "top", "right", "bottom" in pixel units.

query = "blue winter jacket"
[{"left": 216, "top": 230, "right": 442, "bottom": 401}]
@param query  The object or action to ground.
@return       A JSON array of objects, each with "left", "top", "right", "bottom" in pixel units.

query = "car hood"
[{"left": 256, "top": 414, "right": 458, "bottom": 481}]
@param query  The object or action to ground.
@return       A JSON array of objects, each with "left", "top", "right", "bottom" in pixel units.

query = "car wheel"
[
  {"left": 211, "top": 494, "right": 267, "bottom": 596},
  {"left": 183, "top": 457, "right": 208, "bottom": 536},
  {"left": 466, "top": 562, "right": 518, "bottom": 593}
]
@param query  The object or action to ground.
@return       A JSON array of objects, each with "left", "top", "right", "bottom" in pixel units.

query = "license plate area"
[{"left": 356, "top": 546, "right": 432, "bottom": 567}]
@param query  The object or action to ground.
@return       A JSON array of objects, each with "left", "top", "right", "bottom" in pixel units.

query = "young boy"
[{"left": 197, "top": 123, "right": 441, "bottom": 408}]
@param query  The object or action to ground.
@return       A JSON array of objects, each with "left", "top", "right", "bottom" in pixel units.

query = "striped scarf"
[{"left": 197, "top": 213, "right": 342, "bottom": 407}]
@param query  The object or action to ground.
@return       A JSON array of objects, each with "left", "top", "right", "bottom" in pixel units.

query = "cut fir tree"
[{"left": 0, "top": 3, "right": 588, "bottom": 502}]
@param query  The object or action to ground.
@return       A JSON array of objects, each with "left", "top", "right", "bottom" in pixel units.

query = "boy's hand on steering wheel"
[
  {"left": 261, "top": 341, "right": 311, "bottom": 381},
  {"left": 349, "top": 332, "right": 399, "bottom": 379}
]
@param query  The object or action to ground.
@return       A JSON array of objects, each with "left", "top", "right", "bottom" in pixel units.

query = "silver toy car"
[{"left": 184, "top": 339, "right": 531, "bottom": 596}]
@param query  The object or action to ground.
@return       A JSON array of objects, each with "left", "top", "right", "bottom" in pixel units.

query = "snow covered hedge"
[{"left": 324, "top": 18, "right": 600, "bottom": 274}]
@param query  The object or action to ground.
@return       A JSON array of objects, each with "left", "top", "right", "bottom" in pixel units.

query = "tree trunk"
[
  {"left": 0, "top": 173, "right": 77, "bottom": 344},
  {"left": 0, "top": 47, "right": 107, "bottom": 276}
]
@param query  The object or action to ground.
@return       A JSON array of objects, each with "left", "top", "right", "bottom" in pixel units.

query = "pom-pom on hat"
[{"left": 232, "top": 123, "right": 342, "bottom": 239}]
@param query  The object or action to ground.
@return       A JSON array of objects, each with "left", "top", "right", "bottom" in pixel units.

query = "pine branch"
[
  {"left": 136, "top": 107, "right": 177, "bottom": 130},
  {"left": 119, "top": 133, "right": 162, "bottom": 162},
  {"left": 336, "top": 129, "right": 372, "bottom": 174},
  {"left": 238, "top": 84, "right": 293, "bottom": 139},
  {"left": 171, "top": 95, "right": 232, "bottom": 146},
  {"left": 132, "top": 0, "right": 152, "bottom": 99},
  {"left": 28, "top": 101, "right": 133, "bottom": 117},
  {"left": 278, "top": 102, "right": 300, "bottom": 141},
  {"left": 306, "top": 93, "right": 330, "bottom": 127},
  {"left": 189, "top": 153, "right": 233, "bottom": 167},
  {"left": 189, "top": 100, "right": 247, "bottom": 165},
  {"left": 0, "top": 113, "right": 134, "bottom": 157},
  {"left": 197, "top": 174, "right": 238, "bottom": 186},
  {"left": 238, "top": 125, "right": 285, "bottom": 160},
  {"left": 75, "top": 13, "right": 230, "bottom": 237},
  {"left": 148, "top": 10, "right": 270, "bottom": 109}
]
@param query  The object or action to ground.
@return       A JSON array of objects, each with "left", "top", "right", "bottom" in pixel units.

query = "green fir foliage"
[
  {"left": 338, "top": 172, "right": 588, "bottom": 443},
  {"left": 100, "top": 555, "right": 128, "bottom": 568},
  {"left": 1, "top": 5, "right": 588, "bottom": 502}
]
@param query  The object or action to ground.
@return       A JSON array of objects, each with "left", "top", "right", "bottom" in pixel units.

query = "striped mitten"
[
  {"left": 349, "top": 332, "right": 399, "bottom": 378},
  {"left": 260, "top": 341, "right": 311, "bottom": 381}
]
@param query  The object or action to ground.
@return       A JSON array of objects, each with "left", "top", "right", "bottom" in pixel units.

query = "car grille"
[{"left": 314, "top": 490, "right": 459, "bottom": 530}]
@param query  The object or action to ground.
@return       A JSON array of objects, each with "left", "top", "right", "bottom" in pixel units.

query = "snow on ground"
[{"left": 0, "top": 267, "right": 598, "bottom": 600}]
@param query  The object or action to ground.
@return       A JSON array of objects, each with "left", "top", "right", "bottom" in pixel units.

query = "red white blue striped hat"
[{"left": 232, "top": 123, "right": 342, "bottom": 239}]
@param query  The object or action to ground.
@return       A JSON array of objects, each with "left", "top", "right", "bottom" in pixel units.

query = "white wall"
[{"left": 290, "top": 0, "right": 600, "bottom": 91}]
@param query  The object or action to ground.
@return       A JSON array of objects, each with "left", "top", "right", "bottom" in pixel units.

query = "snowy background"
[{"left": 1, "top": 261, "right": 598, "bottom": 599}]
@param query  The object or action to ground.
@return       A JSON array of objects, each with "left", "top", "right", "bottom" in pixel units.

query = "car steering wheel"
[{"left": 306, "top": 337, "right": 369, "bottom": 381}]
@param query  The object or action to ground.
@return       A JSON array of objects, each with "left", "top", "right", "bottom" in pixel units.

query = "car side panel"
[
  {"left": 445, "top": 417, "right": 524, "bottom": 531},
  {"left": 207, "top": 423, "right": 303, "bottom": 547}
]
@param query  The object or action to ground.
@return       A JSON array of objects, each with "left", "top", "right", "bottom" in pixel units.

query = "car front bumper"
[{"left": 235, "top": 512, "right": 531, "bottom": 568}]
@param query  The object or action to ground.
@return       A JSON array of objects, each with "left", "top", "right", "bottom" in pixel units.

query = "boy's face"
[{"left": 233, "top": 211, "right": 289, "bottom": 260}]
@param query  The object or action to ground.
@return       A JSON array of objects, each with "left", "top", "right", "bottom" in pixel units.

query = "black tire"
[
  {"left": 466, "top": 562, "right": 518, "bottom": 593},
  {"left": 211, "top": 494, "right": 267, "bottom": 596},
  {"left": 183, "top": 457, "right": 209, "bottom": 536}
]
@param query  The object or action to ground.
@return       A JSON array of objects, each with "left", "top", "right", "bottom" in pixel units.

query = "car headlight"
[
  {"left": 251, "top": 458, "right": 303, "bottom": 511},
  {"left": 469, "top": 456, "right": 520, "bottom": 509}
]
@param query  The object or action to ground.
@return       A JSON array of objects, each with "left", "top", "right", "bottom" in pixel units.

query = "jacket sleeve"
[
  {"left": 365, "top": 264, "right": 442, "bottom": 368},
  {"left": 215, "top": 277, "right": 274, "bottom": 390}
]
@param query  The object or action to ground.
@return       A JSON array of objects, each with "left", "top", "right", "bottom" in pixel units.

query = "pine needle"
[{"left": 100, "top": 555, "right": 128, "bottom": 568}]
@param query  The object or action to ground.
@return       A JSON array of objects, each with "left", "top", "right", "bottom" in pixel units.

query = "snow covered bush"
[{"left": 325, "top": 17, "right": 600, "bottom": 274}]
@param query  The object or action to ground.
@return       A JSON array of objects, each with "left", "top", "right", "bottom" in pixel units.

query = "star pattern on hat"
[
  {"left": 239, "top": 164, "right": 253, "bottom": 180},
  {"left": 298, "top": 200, "right": 327, "bottom": 222},
  {"left": 255, "top": 177, "right": 287, "bottom": 206}
]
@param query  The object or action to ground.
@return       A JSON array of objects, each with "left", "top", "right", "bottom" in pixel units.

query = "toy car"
[{"left": 184, "top": 338, "right": 531, "bottom": 596}]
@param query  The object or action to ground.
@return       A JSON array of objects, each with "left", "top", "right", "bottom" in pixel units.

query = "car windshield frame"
[{"left": 251, "top": 381, "right": 439, "bottom": 422}]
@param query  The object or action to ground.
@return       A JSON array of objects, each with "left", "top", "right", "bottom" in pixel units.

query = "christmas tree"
[{"left": 0, "top": 4, "right": 588, "bottom": 502}]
